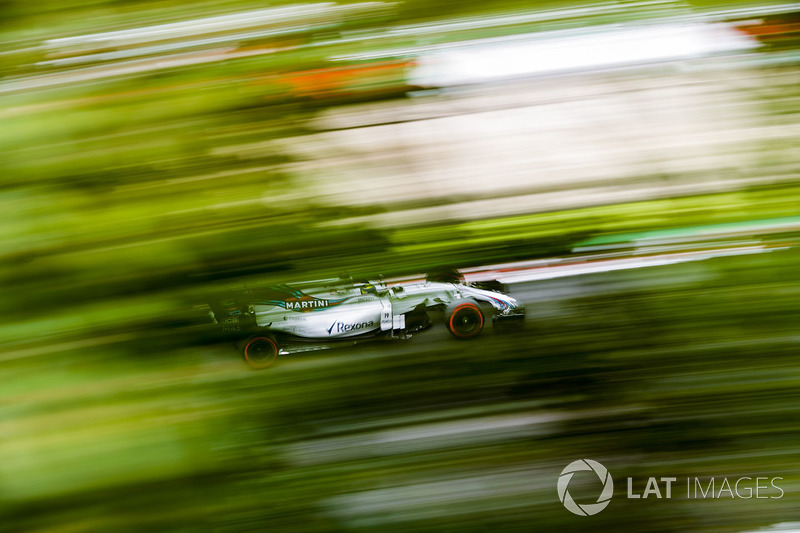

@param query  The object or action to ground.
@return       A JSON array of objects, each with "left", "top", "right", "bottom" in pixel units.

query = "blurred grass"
[{"left": 2, "top": 0, "right": 800, "bottom": 531}]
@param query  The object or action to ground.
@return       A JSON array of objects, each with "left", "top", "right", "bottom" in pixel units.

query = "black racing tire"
[
  {"left": 444, "top": 298, "right": 485, "bottom": 339},
  {"left": 241, "top": 334, "right": 279, "bottom": 369}
]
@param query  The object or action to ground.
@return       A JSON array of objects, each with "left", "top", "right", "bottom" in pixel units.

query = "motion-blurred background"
[{"left": 2, "top": 0, "right": 800, "bottom": 531}]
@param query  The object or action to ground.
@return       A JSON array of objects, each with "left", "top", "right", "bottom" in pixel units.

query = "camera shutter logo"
[{"left": 557, "top": 459, "right": 614, "bottom": 516}]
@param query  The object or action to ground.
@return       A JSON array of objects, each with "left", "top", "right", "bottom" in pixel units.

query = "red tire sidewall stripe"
[
  {"left": 244, "top": 337, "right": 278, "bottom": 368},
  {"left": 449, "top": 303, "right": 483, "bottom": 338}
]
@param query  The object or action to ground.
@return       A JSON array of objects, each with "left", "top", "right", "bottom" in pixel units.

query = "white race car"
[{"left": 209, "top": 271, "right": 524, "bottom": 368}]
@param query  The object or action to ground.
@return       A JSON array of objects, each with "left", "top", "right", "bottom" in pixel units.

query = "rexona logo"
[
  {"left": 284, "top": 297, "right": 329, "bottom": 312},
  {"left": 557, "top": 459, "right": 614, "bottom": 516},
  {"left": 327, "top": 321, "right": 374, "bottom": 335}
]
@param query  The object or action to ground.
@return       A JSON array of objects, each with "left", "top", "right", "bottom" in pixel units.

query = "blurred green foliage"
[
  {"left": 2, "top": 248, "right": 800, "bottom": 531},
  {"left": 2, "top": 0, "right": 800, "bottom": 531}
]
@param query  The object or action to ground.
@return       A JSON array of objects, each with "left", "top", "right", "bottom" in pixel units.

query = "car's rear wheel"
[
  {"left": 445, "top": 299, "right": 484, "bottom": 339},
  {"left": 242, "top": 334, "right": 279, "bottom": 369}
]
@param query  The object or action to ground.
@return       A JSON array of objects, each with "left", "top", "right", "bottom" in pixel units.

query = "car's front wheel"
[
  {"left": 444, "top": 299, "right": 484, "bottom": 339},
  {"left": 241, "top": 334, "right": 279, "bottom": 369}
]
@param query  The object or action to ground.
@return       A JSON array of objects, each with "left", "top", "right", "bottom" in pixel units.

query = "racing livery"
[{"left": 209, "top": 272, "right": 524, "bottom": 368}]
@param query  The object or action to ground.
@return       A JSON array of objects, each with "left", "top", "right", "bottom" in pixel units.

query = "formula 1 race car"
[{"left": 208, "top": 271, "right": 525, "bottom": 368}]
